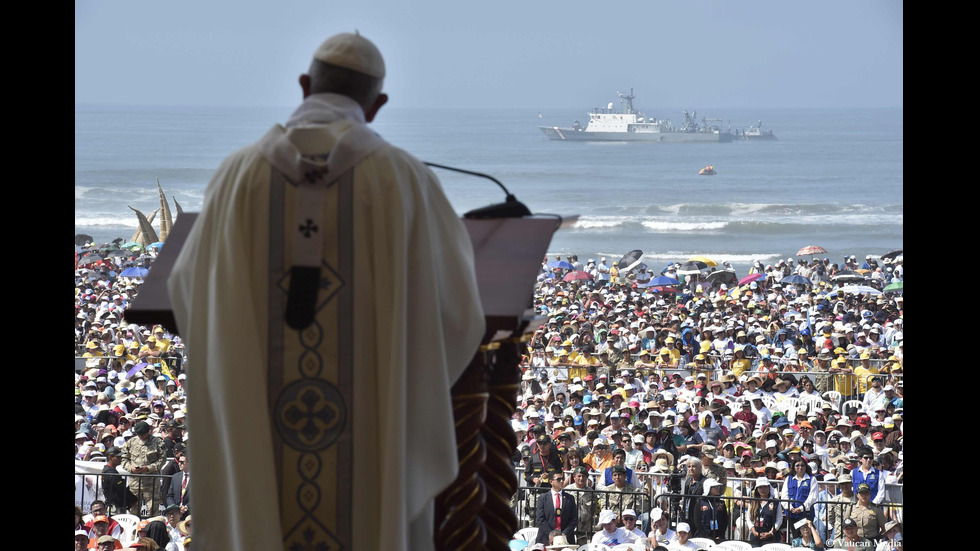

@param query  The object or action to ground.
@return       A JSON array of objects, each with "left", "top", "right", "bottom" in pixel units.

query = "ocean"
[{"left": 75, "top": 104, "right": 903, "bottom": 276}]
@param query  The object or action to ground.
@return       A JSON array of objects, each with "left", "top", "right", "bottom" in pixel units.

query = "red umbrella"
[
  {"left": 797, "top": 245, "right": 828, "bottom": 256},
  {"left": 562, "top": 271, "right": 594, "bottom": 282},
  {"left": 738, "top": 273, "right": 766, "bottom": 286}
]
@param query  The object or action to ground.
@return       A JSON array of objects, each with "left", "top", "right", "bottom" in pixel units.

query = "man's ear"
[
  {"left": 364, "top": 93, "right": 388, "bottom": 123},
  {"left": 299, "top": 74, "right": 311, "bottom": 99}
]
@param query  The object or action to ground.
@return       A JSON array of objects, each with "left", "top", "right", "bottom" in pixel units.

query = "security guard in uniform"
[
  {"left": 122, "top": 420, "right": 167, "bottom": 515},
  {"left": 849, "top": 483, "right": 886, "bottom": 539},
  {"left": 525, "top": 433, "right": 563, "bottom": 486}
]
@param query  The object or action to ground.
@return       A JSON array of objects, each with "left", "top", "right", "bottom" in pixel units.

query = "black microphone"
[{"left": 424, "top": 162, "right": 532, "bottom": 219}]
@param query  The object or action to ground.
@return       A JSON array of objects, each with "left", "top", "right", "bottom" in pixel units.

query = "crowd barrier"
[
  {"left": 511, "top": 481, "right": 903, "bottom": 545},
  {"left": 513, "top": 484, "right": 651, "bottom": 543},
  {"left": 75, "top": 467, "right": 174, "bottom": 519},
  {"left": 74, "top": 354, "right": 184, "bottom": 377}
]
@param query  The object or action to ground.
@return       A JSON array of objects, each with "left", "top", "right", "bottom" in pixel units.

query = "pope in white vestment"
[{"left": 168, "top": 33, "right": 484, "bottom": 551}]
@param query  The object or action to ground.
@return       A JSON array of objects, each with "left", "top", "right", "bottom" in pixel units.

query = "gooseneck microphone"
[{"left": 424, "top": 162, "right": 532, "bottom": 219}]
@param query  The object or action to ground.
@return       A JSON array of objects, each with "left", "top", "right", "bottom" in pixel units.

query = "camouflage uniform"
[
  {"left": 701, "top": 446, "right": 728, "bottom": 487},
  {"left": 598, "top": 481, "right": 646, "bottom": 521},
  {"left": 811, "top": 357, "right": 833, "bottom": 393},
  {"left": 826, "top": 492, "right": 857, "bottom": 541},
  {"left": 122, "top": 433, "right": 167, "bottom": 516}
]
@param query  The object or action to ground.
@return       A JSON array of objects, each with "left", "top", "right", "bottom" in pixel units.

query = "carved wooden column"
[
  {"left": 434, "top": 344, "right": 492, "bottom": 551},
  {"left": 479, "top": 335, "right": 523, "bottom": 551}
]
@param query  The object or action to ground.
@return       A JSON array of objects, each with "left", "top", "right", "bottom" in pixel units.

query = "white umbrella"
[{"left": 836, "top": 285, "right": 882, "bottom": 296}]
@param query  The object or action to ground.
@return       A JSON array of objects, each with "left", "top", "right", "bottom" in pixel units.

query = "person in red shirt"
[{"left": 734, "top": 401, "right": 758, "bottom": 434}]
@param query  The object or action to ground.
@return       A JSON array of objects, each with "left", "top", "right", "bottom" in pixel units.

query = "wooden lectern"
[
  {"left": 432, "top": 217, "right": 566, "bottom": 551},
  {"left": 126, "top": 213, "right": 572, "bottom": 551}
]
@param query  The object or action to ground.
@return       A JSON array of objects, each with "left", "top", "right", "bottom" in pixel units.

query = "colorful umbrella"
[
  {"left": 126, "top": 362, "right": 153, "bottom": 379},
  {"left": 120, "top": 267, "right": 150, "bottom": 278},
  {"left": 780, "top": 275, "right": 812, "bottom": 286},
  {"left": 739, "top": 273, "right": 766, "bottom": 286},
  {"left": 687, "top": 256, "right": 719, "bottom": 267},
  {"left": 562, "top": 271, "right": 593, "bottom": 282},
  {"left": 883, "top": 281, "right": 903, "bottom": 292},
  {"left": 677, "top": 261, "right": 708, "bottom": 275},
  {"left": 648, "top": 275, "right": 680, "bottom": 286},
  {"left": 797, "top": 245, "right": 828, "bottom": 256}
]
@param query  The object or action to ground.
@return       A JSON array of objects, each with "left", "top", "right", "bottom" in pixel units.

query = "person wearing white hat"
[
  {"left": 669, "top": 521, "right": 699, "bottom": 549},
  {"left": 591, "top": 509, "right": 631, "bottom": 546},
  {"left": 620, "top": 508, "right": 644, "bottom": 542},
  {"left": 747, "top": 476, "right": 783, "bottom": 545},
  {"left": 695, "top": 478, "right": 729, "bottom": 544},
  {"left": 646, "top": 507, "right": 674, "bottom": 547},
  {"left": 167, "top": 31, "right": 485, "bottom": 551}
]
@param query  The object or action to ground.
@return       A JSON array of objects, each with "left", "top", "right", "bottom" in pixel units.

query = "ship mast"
[{"left": 617, "top": 88, "right": 636, "bottom": 114}]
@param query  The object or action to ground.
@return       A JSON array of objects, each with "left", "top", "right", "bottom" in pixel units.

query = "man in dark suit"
[
  {"left": 535, "top": 473, "right": 577, "bottom": 545},
  {"left": 166, "top": 452, "right": 190, "bottom": 518}
]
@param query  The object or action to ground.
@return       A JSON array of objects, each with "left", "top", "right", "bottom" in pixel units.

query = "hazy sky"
[{"left": 76, "top": 1, "right": 903, "bottom": 110}]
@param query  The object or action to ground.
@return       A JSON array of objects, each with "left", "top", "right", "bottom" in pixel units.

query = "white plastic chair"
[
  {"left": 112, "top": 513, "right": 140, "bottom": 545},
  {"left": 515, "top": 527, "right": 538, "bottom": 541},
  {"left": 798, "top": 396, "right": 822, "bottom": 415},
  {"left": 841, "top": 399, "right": 863, "bottom": 413},
  {"left": 760, "top": 543, "right": 793, "bottom": 551},
  {"left": 576, "top": 544, "right": 612, "bottom": 551},
  {"left": 776, "top": 397, "right": 799, "bottom": 412},
  {"left": 822, "top": 390, "right": 842, "bottom": 409},
  {"left": 717, "top": 541, "right": 752, "bottom": 551},
  {"left": 688, "top": 537, "right": 717, "bottom": 548},
  {"left": 762, "top": 395, "right": 776, "bottom": 410}
]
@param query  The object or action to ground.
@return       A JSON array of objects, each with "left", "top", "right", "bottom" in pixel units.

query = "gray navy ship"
[
  {"left": 737, "top": 120, "right": 777, "bottom": 140},
  {"left": 539, "top": 89, "right": 733, "bottom": 143}
]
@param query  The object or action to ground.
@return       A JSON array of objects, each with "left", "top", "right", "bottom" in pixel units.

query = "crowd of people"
[
  {"left": 75, "top": 243, "right": 191, "bottom": 550},
  {"left": 512, "top": 253, "right": 903, "bottom": 550},
  {"left": 74, "top": 241, "right": 904, "bottom": 550}
]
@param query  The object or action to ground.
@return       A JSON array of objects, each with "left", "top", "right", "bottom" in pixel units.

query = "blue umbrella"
[
  {"left": 648, "top": 275, "right": 680, "bottom": 286},
  {"left": 547, "top": 260, "right": 574, "bottom": 270},
  {"left": 148, "top": 242, "right": 165, "bottom": 250},
  {"left": 780, "top": 275, "right": 812, "bottom": 286},
  {"left": 120, "top": 266, "right": 150, "bottom": 277}
]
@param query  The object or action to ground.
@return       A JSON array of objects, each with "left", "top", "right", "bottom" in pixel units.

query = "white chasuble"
[{"left": 168, "top": 93, "right": 485, "bottom": 551}]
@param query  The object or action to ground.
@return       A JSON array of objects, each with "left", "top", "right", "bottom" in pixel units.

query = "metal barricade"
[
  {"left": 74, "top": 354, "right": 183, "bottom": 377},
  {"left": 815, "top": 497, "right": 904, "bottom": 543},
  {"left": 513, "top": 484, "right": 651, "bottom": 544},
  {"left": 75, "top": 471, "right": 173, "bottom": 519},
  {"left": 509, "top": 476, "right": 903, "bottom": 545}
]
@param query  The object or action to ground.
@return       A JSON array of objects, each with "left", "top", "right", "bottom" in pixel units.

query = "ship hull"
[{"left": 539, "top": 126, "right": 733, "bottom": 143}]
